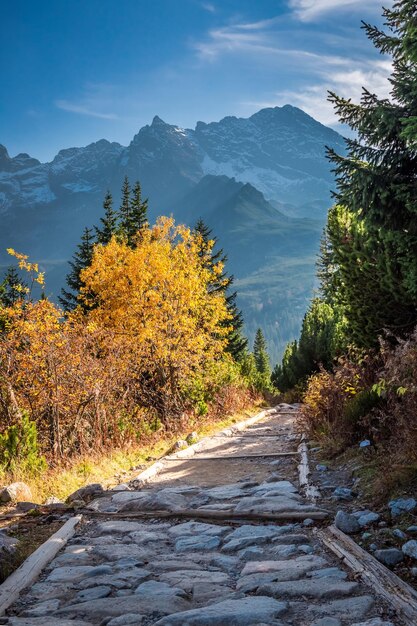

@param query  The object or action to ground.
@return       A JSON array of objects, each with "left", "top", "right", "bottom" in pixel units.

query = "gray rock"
[
  {"left": 332, "top": 487, "right": 354, "bottom": 501},
  {"left": 352, "top": 617, "right": 394, "bottom": 626},
  {"left": 407, "top": 525, "right": 417, "bottom": 534},
  {"left": 374, "top": 548, "right": 403, "bottom": 567},
  {"left": 152, "top": 596, "right": 288, "bottom": 625},
  {"left": 256, "top": 578, "right": 359, "bottom": 599},
  {"left": 7, "top": 616, "right": 91, "bottom": 626},
  {"left": 0, "top": 481, "right": 32, "bottom": 503},
  {"left": 107, "top": 616, "right": 146, "bottom": 626},
  {"left": 175, "top": 535, "right": 221, "bottom": 552},
  {"left": 185, "top": 432, "right": 198, "bottom": 444},
  {"left": 0, "top": 531, "right": 17, "bottom": 555},
  {"left": 308, "top": 567, "right": 347, "bottom": 580},
  {"left": 402, "top": 539, "right": 417, "bottom": 560},
  {"left": 335, "top": 510, "right": 360, "bottom": 534},
  {"left": 303, "top": 596, "right": 374, "bottom": 620},
  {"left": 393, "top": 528, "right": 406, "bottom": 539},
  {"left": 67, "top": 483, "right": 103, "bottom": 503},
  {"left": 316, "top": 465, "right": 328, "bottom": 471},
  {"left": 310, "top": 619, "right": 342, "bottom": 626},
  {"left": 168, "top": 521, "right": 229, "bottom": 537},
  {"left": 362, "top": 532, "right": 372, "bottom": 540},
  {"left": 44, "top": 496, "right": 62, "bottom": 505},
  {"left": 357, "top": 512, "right": 380, "bottom": 527},
  {"left": 57, "top": 592, "right": 189, "bottom": 619},
  {"left": 76, "top": 585, "right": 111, "bottom": 601},
  {"left": 298, "top": 544, "right": 314, "bottom": 554},
  {"left": 22, "top": 599, "right": 60, "bottom": 616},
  {"left": 173, "top": 440, "right": 188, "bottom": 450},
  {"left": 46, "top": 566, "right": 99, "bottom": 582},
  {"left": 411, "top": 567, "right": 417, "bottom": 577},
  {"left": 388, "top": 497, "right": 417, "bottom": 517},
  {"left": 369, "top": 543, "right": 377, "bottom": 552},
  {"left": 241, "top": 555, "right": 327, "bottom": 577},
  {"left": 134, "top": 579, "right": 188, "bottom": 599},
  {"left": 303, "top": 518, "right": 314, "bottom": 526}
]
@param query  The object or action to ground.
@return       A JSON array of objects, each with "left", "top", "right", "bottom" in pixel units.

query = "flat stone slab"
[
  {"left": 153, "top": 596, "right": 289, "bottom": 625},
  {"left": 256, "top": 578, "right": 359, "bottom": 599}
]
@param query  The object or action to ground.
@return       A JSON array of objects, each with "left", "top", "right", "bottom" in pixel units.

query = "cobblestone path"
[{"left": 5, "top": 406, "right": 398, "bottom": 626}]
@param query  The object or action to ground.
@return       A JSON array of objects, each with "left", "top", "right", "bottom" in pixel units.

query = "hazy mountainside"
[
  {"left": 174, "top": 176, "right": 321, "bottom": 360},
  {"left": 0, "top": 105, "right": 343, "bottom": 361}
]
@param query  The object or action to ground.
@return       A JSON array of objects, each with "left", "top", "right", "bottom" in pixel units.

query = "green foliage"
[
  {"left": 60, "top": 177, "right": 150, "bottom": 311},
  {"left": 59, "top": 226, "right": 95, "bottom": 311},
  {"left": 325, "top": 1, "right": 417, "bottom": 347},
  {"left": 272, "top": 299, "right": 346, "bottom": 391},
  {"left": 95, "top": 191, "right": 117, "bottom": 245},
  {"left": 193, "top": 218, "right": 248, "bottom": 362},
  {"left": 253, "top": 328, "right": 270, "bottom": 376},
  {"left": 0, "top": 267, "right": 26, "bottom": 308},
  {"left": 0, "top": 412, "right": 47, "bottom": 476}
]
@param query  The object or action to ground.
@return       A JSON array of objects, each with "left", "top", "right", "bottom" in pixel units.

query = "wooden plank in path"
[
  {"left": 319, "top": 524, "right": 417, "bottom": 625},
  {"left": 0, "top": 515, "right": 82, "bottom": 616}
]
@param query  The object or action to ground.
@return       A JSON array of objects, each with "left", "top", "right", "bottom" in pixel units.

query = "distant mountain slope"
[
  {"left": 174, "top": 175, "right": 322, "bottom": 360},
  {"left": 0, "top": 105, "right": 341, "bottom": 361}
]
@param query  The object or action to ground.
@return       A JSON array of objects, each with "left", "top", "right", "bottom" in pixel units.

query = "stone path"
[{"left": 5, "top": 406, "right": 399, "bottom": 626}]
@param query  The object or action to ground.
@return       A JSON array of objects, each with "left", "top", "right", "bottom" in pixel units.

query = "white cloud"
[
  {"left": 289, "top": 0, "right": 385, "bottom": 22},
  {"left": 55, "top": 100, "right": 119, "bottom": 119},
  {"left": 244, "top": 58, "right": 393, "bottom": 126},
  {"left": 201, "top": 2, "right": 216, "bottom": 12}
]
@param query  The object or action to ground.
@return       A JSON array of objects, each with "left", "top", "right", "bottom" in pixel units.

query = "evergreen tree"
[
  {"left": 0, "top": 267, "right": 26, "bottom": 307},
  {"left": 325, "top": 0, "right": 417, "bottom": 346},
  {"left": 118, "top": 176, "right": 132, "bottom": 241},
  {"left": 59, "top": 227, "right": 95, "bottom": 311},
  {"left": 95, "top": 191, "right": 118, "bottom": 245},
  {"left": 253, "top": 328, "right": 271, "bottom": 376},
  {"left": 194, "top": 219, "right": 248, "bottom": 361},
  {"left": 130, "top": 181, "right": 149, "bottom": 236}
]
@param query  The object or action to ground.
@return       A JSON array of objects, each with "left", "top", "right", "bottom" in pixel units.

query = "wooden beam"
[
  {"left": 0, "top": 515, "right": 82, "bottom": 616},
  {"left": 298, "top": 436, "right": 321, "bottom": 501},
  {"left": 319, "top": 525, "right": 417, "bottom": 625}
]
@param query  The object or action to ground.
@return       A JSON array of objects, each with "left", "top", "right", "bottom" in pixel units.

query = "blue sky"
[{"left": 1, "top": 0, "right": 392, "bottom": 162}]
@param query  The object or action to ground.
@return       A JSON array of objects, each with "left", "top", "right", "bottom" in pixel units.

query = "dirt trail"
[{"left": 4, "top": 405, "right": 400, "bottom": 626}]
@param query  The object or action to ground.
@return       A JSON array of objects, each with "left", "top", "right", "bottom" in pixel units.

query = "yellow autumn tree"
[{"left": 80, "top": 217, "right": 232, "bottom": 419}]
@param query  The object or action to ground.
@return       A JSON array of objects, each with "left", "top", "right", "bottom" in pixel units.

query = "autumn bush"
[
  {"left": 0, "top": 220, "right": 256, "bottom": 466},
  {"left": 300, "top": 354, "right": 379, "bottom": 453},
  {"left": 371, "top": 330, "right": 417, "bottom": 465}
]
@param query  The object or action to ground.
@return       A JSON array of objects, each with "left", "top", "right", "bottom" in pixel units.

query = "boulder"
[
  {"left": 185, "top": 432, "right": 198, "bottom": 445},
  {"left": 0, "top": 481, "right": 32, "bottom": 503},
  {"left": 374, "top": 548, "right": 403, "bottom": 567},
  {"left": 335, "top": 511, "right": 360, "bottom": 534},
  {"left": 332, "top": 487, "right": 355, "bottom": 501},
  {"left": 388, "top": 497, "right": 417, "bottom": 517},
  {"left": 66, "top": 483, "right": 103, "bottom": 503},
  {"left": 402, "top": 540, "right": 417, "bottom": 560},
  {"left": 357, "top": 512, "right": 380, "bottom": 527}
]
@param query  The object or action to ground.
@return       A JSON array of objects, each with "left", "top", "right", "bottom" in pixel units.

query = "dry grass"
[{"left": 0, "top": 402, "right": 264, "bottom": 504}]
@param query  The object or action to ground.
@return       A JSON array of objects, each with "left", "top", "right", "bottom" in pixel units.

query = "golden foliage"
[{"left": 0, "top": 219, "right": 240, "bottom": 461}]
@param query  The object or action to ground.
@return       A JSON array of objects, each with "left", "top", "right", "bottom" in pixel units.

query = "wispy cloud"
[
  {"left": 289, "top": 0, "right": 385, "bottom": 22},
  {"left": 201, "top": 2, "right": 216, "bottom": 13},
  {"left": 244, "top": 58, "right": 393, "bottom": 126},
  {"left": 55, "top": 99, "right": 119, "bottom": 119}
]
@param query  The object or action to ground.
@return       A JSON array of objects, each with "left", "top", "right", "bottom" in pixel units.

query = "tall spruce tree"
[
  {"left": 130, "top": 181, "right": 149, "bottom": 236},
  {"left": 253, "top": 328, "right": 271, "bottom": 376},
  {"left": 118, "top": 176, "right": 132, "bottom": 241},
  {"left": 0, "top": 267, "right": 26, "bottom": 307},
  {"left": 194, "top": 219, "right": 248, "bottom": 361},
  {"left": 325, "top": 0, "right": 417, "bottom": 346},
  {"left": 95, "top": 191, "right": 118, "bottom": 245},
  {"left": 59, "top": 227, "right": 95, "bottom": 311}
]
